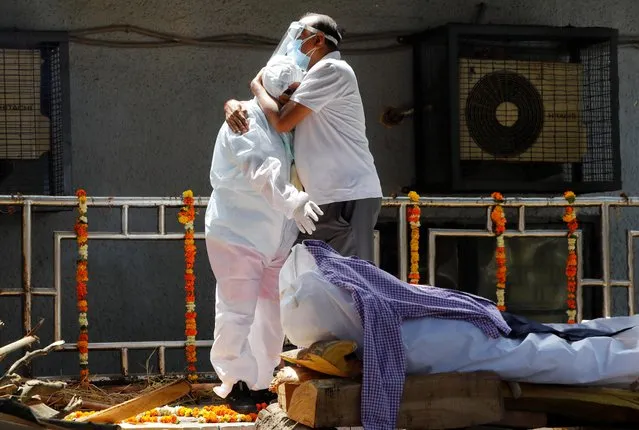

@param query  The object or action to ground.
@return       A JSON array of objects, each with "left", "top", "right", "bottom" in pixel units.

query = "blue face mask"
[{"left": 286, "top": 35, "right": 317, "bottom": 71}]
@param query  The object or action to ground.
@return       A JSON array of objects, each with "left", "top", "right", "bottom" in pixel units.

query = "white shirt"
[{"left": 290, "top": 51, "right": 382, "bottom": 205}]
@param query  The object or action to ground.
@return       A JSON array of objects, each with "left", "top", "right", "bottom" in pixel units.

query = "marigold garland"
[
  {"left": 74, "top": 189, "right": 90, "bottom": 386},
  {"left": 491, "top": 192, "right": 507, "bottom": 311},
  {"left": 178, "top": 190, "right": 198, "bottom": 382},
  {"left": 64, "top": 404, "right": 266, "bottom": 424},
  {"left": 407, "top": 191, "right": 421, "bottom": 284},
  {"left": 563, "top": 191, "right": 578, "bottom": 324}
]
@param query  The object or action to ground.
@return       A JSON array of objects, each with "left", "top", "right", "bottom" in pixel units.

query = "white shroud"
[{"left": 279, "top": 243, "right": 639, "bottom": 387}]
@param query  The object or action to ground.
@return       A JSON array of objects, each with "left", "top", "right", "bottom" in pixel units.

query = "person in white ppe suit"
[{"left": 205, "top": 55, "right": 323, "bottom": 413}]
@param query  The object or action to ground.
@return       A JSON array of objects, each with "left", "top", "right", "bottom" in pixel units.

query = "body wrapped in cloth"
[{"left": 279, "top": 240, "right": 639, "bottom": 430}]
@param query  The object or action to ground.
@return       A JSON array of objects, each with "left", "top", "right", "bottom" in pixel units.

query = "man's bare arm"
[{"left": 250, "top": 70, "right": 312, "bottom": 133}]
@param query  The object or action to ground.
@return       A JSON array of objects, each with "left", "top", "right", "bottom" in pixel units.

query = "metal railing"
[{"left": 0, "top": 194, "right": 637, "bottom": 380}]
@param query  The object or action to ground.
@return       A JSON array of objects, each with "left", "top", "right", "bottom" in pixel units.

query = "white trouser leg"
[
  {"left": 206, "top": 237, "right": 264, "bottom": 398},
  {"left": 247, "top": 255, "right": 287, "bottom": 391}
]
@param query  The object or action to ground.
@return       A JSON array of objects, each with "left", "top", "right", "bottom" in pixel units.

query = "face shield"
[{"left": 269, "top": 21, "right": 340, "bottom": 71}]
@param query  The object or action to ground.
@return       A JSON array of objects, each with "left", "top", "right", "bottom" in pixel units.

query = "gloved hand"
[{"left": 293, "top": 201, "right": 324, "bottom": 235}]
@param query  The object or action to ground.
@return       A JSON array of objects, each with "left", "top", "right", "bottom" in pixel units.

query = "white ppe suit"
[{"left": 205, "top": 90, "right": 311, "bottom": 397}]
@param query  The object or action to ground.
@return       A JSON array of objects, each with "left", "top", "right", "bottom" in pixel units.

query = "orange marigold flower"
[
  {"left": 490, "top": 207, "right": 502, "bottom": 222},
  {"left": 74, "top": 223, "right": 88, "bottom": 236},
  {"left": 77, "top": 282, "right": 88, "bottom": 298},
  {"left": 77, "top": 340, "right": 89, "bottom": 350}
]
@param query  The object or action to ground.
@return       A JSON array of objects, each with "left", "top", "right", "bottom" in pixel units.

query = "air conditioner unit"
[
  {"left": 404, "top": 23, "right": 620, "bottom": 193},
  {"left": 459, "top": 58, "right": 587, "bottom": 163}
]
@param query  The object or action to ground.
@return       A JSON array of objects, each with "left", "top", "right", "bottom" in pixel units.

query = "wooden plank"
[
  {"left": 505, "top": 397, "right": 639, "bottom": 427},
  {"left": 502, "top": 382, "right": 639, "bottom": 410},
  {"left": 284, "top": 371, "right": 503, "bottom": 429},
  {"left": 502, "top": 382, "right": 639, "bottom": 426},
  {"left": 77, "top": 379, "right": 191, "bottom": 424}
]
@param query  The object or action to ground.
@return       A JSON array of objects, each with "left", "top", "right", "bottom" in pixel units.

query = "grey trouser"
[{"left": 296, "top": 197, "right": 382, "bottom": 262}]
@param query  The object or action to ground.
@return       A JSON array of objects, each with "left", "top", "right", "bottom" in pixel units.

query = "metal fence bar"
[
  {"left": 62, "top": 340, "right": 214, "bottom": 350},
  {"left": 22, "top": 200, "right": 32, "bottom": 336},
  {"left": 517, "top": 206, "right": 526, "bottom": 232},
  {"left": 397, "top": 206, "right": 408, "bottom": 282},
  {"left": 158, "top": 205, "right": 166, "bottom": 235},
  {"left": 601, "top": 204, "right": 612, "bottom": 317},
  {"left": 158, "top": 346, "right": 166, "bottom": 376},
  {"left": 577, "top": 233, "right": 584, "bottom": 322},
  {"left": 4, "top": 194, "right": 639, "bottom": 207},
  {"left": 121, "top": 204, "right": 129, "bottom": 235}
]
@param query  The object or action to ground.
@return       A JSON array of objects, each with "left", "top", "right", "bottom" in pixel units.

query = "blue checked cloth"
[{"left": 304, "top": 240, "right": 511, "bottom": 430}]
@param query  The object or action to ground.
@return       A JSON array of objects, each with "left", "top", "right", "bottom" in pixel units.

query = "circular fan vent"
[{"left": 465, "top": 70, "right": 544, "bottom": 158}]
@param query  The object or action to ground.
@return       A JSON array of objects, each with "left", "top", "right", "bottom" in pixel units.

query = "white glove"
[{"left": 293, "top": 201, "right": 324, "bottom": 235}]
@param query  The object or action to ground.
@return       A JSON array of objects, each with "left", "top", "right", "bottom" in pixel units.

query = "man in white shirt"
[{"left": 225, "top": 13, "right": 382, "bottom": 262}]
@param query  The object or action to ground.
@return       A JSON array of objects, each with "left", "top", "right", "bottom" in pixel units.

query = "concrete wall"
[{"left": 0, "top": 0, "right": 637, "bottom": 377}]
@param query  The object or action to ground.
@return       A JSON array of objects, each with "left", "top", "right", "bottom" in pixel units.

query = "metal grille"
[
  {"left": 0, "top": 194, "right": 636, "bottom": 382},
  {"left": 579, "top": 41, "right": 615, "bottom": 183},
  {"left": 409, "top": 24, "right": 621, "bottom": 193},
  {"left": 0, "top": 43, "right": 67, "bottom": 195},
  {"left": 457, "top": 38, "right": 615, "bottom": 183}
]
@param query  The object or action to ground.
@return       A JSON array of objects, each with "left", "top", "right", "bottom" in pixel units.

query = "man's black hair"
[{"left": 300, "top": 13, "right": 345, "bottom": 51}]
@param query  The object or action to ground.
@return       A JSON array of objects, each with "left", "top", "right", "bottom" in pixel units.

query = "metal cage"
[
  {"left": 0, "top": 31, "right": 71, "bottom": 196},
  {"left": 403, "top": 23, "right": 621, "bottom": 194}
]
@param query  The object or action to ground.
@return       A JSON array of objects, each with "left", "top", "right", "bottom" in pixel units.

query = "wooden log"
[
  {"left": 77, "top": 379, "right": 191, "bottom": 423},
  {"left": 502, "top": 382, "right": 639, "bottom": 426},
  {"left": 505, "top": 397, "right": 639, "bottom": 426},
  {"left": 0, "top": 336, "right": 38, "bottom": 362},
  {"left": 492, "top": 410, "right": 547, "bottom": 428},
  {"left": 18, "top": 380, "right": 66, "bottom": 402},
  {"left": 0, "top": 384, "right": 17, "bottom": 396},
  {"left": 28, "top": 402, "right": 60, "bottom": 419},
  {"left": 502, "top": 382, "right": 639, "bottom": 410},
  {"left": 283, "top": 371, "right": 503, "bottom": 429},
  {"left": 277, "top": 383, "right": 299, "bottom": 413},
  {"left": 1, "top": 340, "right": 65, "bottom": 385}
]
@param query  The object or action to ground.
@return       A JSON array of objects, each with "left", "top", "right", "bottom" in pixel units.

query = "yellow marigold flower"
[{"left": 407, "top": 191, "right": 420, "bottom": 202}]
